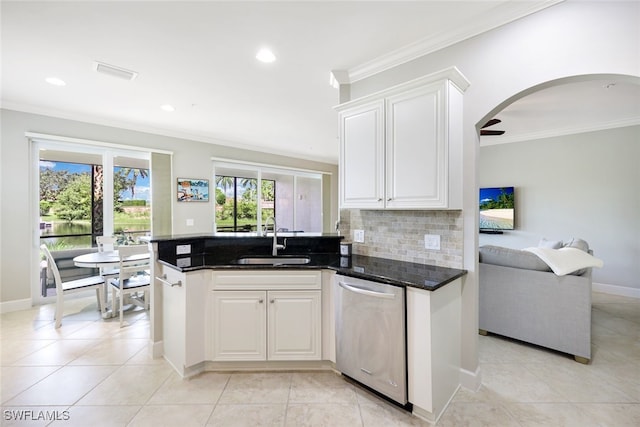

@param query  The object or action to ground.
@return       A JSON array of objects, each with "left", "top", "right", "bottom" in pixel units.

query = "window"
[
  {"left": 113, "top": 158, "right": 151, "bottom": 244},
  {"left": 213, "top": 162, "right": 322, "bottom": 233},
  {"left": 215, "top": 176, "right": 275, "bottom": 232},
  {"left": 39, "top": 160, "right": 95, "bottom": 248},
  {"left": 31, "top": 135, "right": 170, "bottom": 305},
  {"left": 38, "top": 147, "right": 150, "bottom": 250}
]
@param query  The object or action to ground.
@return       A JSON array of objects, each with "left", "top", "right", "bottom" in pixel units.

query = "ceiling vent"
[{"left": 93, "top": 61, "right": 138, "bottom": 81}]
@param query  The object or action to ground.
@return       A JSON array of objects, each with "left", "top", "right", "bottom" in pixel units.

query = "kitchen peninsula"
[{"left": 147, "top": 233, "right": 466, "bottom": 423}]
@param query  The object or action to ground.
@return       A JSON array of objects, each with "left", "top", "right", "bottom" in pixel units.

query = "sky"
[
  {"left": 40, "top": 161, "right": 151, "bottom": 201},
  {"left": 479, "top": 186, "right": 514, "bottom": 204}
]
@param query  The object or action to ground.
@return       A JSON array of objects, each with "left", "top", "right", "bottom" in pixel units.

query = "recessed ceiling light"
[
  {"left": 45, "top": 77, "right": 66, "bottom": 86},
  {"left": 256, "top": 48, "right": 276, "bottom": 63},
  {"left": 161, "top": 104, "right": 175, "bottom": 112}
]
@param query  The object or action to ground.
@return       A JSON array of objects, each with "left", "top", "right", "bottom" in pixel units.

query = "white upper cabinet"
[
  {"left": 339, "top": 100, "right": 385, "bottom": 209},
  {"left": 385, "top": 83, "right": 444, "bottom": 208},
  {"left": 337, "top": 68, "right": 468, "bottom": 210}
]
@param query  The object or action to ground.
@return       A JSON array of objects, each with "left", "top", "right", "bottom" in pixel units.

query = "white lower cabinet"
[
  {"left": 208, "top": 271, "right": 322, "bottom": 362},
  {"left": 159, "top": 265, "right": 207, "bottom": 376},
  {"left": 268, "top": 290, "right": 321, "bottom": 360},
  {"left": 210, "top": 290, "right": 267, "bottom": 361},
  {"left": 406, "top": 278, "right": 461, "bottom": 423}
]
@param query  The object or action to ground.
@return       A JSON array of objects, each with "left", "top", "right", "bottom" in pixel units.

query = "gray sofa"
[{"left": 478, "top": 243, "right": 592, "bottom": 363}]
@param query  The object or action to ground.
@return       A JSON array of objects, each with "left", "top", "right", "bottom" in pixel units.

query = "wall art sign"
[{"left": 177, "top": 178, "right": 209, "bottom": 202}]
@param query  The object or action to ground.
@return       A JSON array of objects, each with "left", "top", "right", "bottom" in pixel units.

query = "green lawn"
[{"left": 215, "top": 217, "right": 258, "bottom": 231}]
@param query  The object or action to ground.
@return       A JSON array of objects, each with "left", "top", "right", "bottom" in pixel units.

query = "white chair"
[
  {"left": 96, "top": 235, "right": 120, "bottom": 317},
  {"left": 110, "top": 244, "right": 150, "bottom": 327},
  {"left": 96, "top": 235, "right": 119, "bottom": 276},
  {"left": 40, "top": 245, "right": 105, "bottom": 328},
  {"left": 96, "top": 235, "right": 117, "bottom": 253}
]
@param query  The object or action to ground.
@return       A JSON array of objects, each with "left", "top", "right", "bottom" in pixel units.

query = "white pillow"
[{"left": 523, "top": 247, "right": 603, "bottom": 276}]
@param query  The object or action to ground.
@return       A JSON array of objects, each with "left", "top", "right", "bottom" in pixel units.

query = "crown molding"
[
  {"left": 480, "top": 116, "right": 640, "bottom": 147},
  {"left": 347, "top": 0, "right": 564, "bottom": 84},
  {"left": 335, "top": 66, "right": 470, "bottom": 111}
]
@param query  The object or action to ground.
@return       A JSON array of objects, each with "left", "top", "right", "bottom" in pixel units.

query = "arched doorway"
[
  {"left": 475, "top": 72, "right": 640, "bottom": 294},
  {"left": 476, "top": 74, "right": 640, "bottom": 138}
]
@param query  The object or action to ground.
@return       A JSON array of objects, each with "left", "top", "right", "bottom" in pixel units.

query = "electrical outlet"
[
  {"left": 424, "top": 234, "right": 441, "bottom": 250},
  {"left": 186, "top": 218, "right": 194, "bottom": 226},
  {"left": 354, "top": 229, "right": 365, "bottom": 243}
]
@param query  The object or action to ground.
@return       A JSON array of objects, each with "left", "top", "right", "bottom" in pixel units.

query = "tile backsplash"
[{"left": 338, "top": 209, "right": 463, "bottom": 268}]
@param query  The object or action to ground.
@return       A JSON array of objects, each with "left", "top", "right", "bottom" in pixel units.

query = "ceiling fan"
[{"left": 480, "top": 118, "right": 505, "bottom": 136}]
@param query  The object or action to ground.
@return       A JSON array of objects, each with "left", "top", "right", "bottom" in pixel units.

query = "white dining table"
[
  {"left": 73, "top": 250, "right": 150, "bottom": 318},
  {"left": 73, "top": 250, "right": 149, "bottom": 268}
]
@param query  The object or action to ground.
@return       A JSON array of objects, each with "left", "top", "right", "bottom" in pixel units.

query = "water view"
[{"left": 40, "top": 221, "right": 150, "bottom": 248}]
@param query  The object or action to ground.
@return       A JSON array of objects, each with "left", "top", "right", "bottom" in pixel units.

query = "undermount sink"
[{"left": 236, "top": 256, "right": 311, "bottom": 266}]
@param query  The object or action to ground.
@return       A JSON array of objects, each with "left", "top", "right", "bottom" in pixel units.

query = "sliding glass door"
[
  {"left": 213, "top": 161, "right": 322, "bottom": 234},
  {"left": 34, "top": 139, "right": 151, "bottom": 302},
  {"left": 38, "top": 147, "right": 150, "bottom": 250}
]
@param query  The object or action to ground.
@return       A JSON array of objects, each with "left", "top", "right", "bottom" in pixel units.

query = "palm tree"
[
  {"left": 216, "top": 176, "right": 235, "bottom": 197},
  {"left": 239, "top": 178, "right": 257, "bottom": 191},
  {"left": 117, "top": 168, "right": 148, "bottom": 199},
  {"left": 497, "top": 189, "right": 514, "bottom": 209}
]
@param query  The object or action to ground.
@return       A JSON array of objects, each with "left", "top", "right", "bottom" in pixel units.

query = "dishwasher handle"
[{"left": 338, "top": 281, "right": 396, "bottom": 299}]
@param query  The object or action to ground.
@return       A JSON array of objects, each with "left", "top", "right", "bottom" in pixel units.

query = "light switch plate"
[
  {"left": 186, "top": 218, "right": 194, "bottom": 226},
  {"left": 424, "top": 234, "right": 441, "bottom": 250},
  {"left": 354, "top": 229, "right": 365, "bottom": 243},
  {"left": 176, "top": 244, "right": 191, "bottom": 255}
]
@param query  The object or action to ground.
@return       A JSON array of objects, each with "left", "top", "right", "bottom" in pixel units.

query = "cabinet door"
[
  {"left": 162, "top": 267, "right": 186, "bottom": 371},
  {"left": 385, "top": 82, "right": 447, "bottom": 208},
  {"left": 210, "top": 291, "right": 267, "bottom": 361},
  {"left": 339, "top": 100, "right": 385, "bottom": 208},
  {"left": 268, "top": 290, "right": 321, "bottom": 360}
]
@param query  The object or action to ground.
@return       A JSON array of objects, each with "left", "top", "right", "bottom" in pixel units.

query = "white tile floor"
[{"left": 1, "top": 292, "right": 638, "bottom": 426}]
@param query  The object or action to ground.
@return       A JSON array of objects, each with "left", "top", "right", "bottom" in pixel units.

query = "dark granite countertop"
[
  {"left": 158, "top": 253, "right": 466, "bottom": 292},
  {"left": 333, "top": 254, "right": 466, "bottom": 291}
]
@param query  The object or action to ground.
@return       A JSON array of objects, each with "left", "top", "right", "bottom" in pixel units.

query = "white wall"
[
  {"left": 347, "top": 0, "right": 640, "bottom": 386},
  {"left": 480, "top": 125, "right": 640, "bottom": 292},
  {"left": 0, "top": 109, "right": 338, "bottom": 306}
]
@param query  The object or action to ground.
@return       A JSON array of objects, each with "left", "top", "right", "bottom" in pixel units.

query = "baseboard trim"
[
  {"left": 459, "top": 365, "right": 482, "bottom": 392},
  {"left": 593, "top": 282, "right": 640, "bottom": 299},
  {"left": 0, "top": 298, "right": 32, "bottom": 314},
  {"left": 204, "top": 360, "right": 335, "bottom": 372}
]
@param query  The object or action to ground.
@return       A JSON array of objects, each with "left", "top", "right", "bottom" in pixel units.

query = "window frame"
[
  {"left": 29, "top": 133, "right": 163, "bottom": 304},
  {"left": 212, "top": 160, "right": 324, "bottom": 234}
]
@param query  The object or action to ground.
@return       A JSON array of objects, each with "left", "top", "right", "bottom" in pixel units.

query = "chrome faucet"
[{"left": 264, "top": 216, "right": 285, "bottom": 256}]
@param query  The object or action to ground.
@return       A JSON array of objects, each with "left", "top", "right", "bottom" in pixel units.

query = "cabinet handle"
[
  {"left": 338, "top": 281, "right": 396, "bottom": 299},
  {"left": 387, "top": 198, "right": 392, "bottom": 201},
  {"left": 377, "top": 198, "right": 383, "bottom": 202},
  {"left": 270, "top": 299, "right": 275, "bottom": 304},
  {"left": 259, "top": 299, "right": 264, "bottom": 303},
  {"left": 155, "top": 274, "right": 182, "bottom": 287}
]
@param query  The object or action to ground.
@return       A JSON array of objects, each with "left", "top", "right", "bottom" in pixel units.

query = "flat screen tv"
[{"left": 479, "top": 186, "right": 515, "bottom": 232}]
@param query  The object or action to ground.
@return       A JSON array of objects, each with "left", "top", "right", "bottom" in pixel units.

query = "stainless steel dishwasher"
[{"left": 334, "top": 275, "right": 407, "bottom": 405}]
